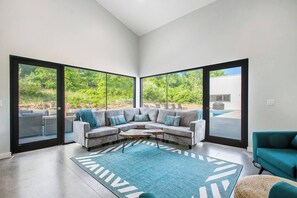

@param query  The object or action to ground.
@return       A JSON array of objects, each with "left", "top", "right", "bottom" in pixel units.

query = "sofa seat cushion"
[
  {"left": 257, "top": 148, "right": 297, "bottom": 177},
  {"left": 163, "top": 126, "right": 193, "bottom": 138},
  {"left": 113, "top": 123, "right": 138, "bottom": 132},
  {"left": 86, "top": 127, "right": 118, "bottom": 138},
  {"left": 129, "top": 121, "right": 153, "bottom": 129},
  {"left": 145, "top": 123, "right": 166, "bottom": 129}
]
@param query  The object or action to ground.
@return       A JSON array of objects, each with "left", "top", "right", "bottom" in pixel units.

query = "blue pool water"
[{"left": 196, "top": 110, "right": 231, "bottom": 119}]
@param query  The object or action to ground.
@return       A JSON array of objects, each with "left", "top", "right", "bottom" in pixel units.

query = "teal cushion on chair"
[
  {"left": 268, "top": 181, "right": 297, "bottom": 198},
  {"left": 109, "top": 115, "right": 127, "bottom": 126},
  {"left": 79, "top": 110, "right": 99, "bottom": 129},
  {"left": 291, "top": 135, "right": 297, "bottom": 149},
  {"left": 134, "top": 114, "right": 150, "bottom": 122},
  {"left": 139, "top": 193, "right": 158, "bottom": 198}
]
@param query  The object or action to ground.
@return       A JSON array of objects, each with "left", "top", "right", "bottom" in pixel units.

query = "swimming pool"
[{"left": 196, "top": 109, "right": 231, "bottom": 119}]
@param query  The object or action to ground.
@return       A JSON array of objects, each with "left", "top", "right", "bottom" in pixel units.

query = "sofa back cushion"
[
  {"left": 124, "top": 108, "right": 140, "bottom": 122},
  {"left": 105, "top": 109, "right": 124, "bottom": 126},
  {"left": 140, "top": 108, "right": 159, "bottom": 122},
  {"left": 93, "top": 111, "right": 106, "bottom": 126},
  {"left": 176, "top": 110, "right": 199, "bottom": 127},
  {"left": 157, "top": 109, "right": 176, "bottom": 124},
  {"left": 269, "top": 134, "right": 291, "bottom": 148}
]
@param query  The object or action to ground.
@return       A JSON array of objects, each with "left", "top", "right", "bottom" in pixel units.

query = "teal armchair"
[{"left": 253, "top": 131, "right": 297, "bottom": 181}]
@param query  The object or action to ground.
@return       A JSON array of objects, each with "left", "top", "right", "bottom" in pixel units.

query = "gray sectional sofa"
[{"left": 73, "top": 108, "right": 205, "bottom": 151}]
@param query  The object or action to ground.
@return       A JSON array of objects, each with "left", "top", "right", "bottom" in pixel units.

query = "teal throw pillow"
[
  {"left": 291, "top": 135, "right": 297, "bottom": 149},
  {"left": 134, "top": 114, "right": 150, "bottom": 122},
  {"left": 109, "top": 115, "right": 127, "bottom": 126},
  {"left": 79, "top": 110, "right": 99, "bottom": 129},
  {"left": 164, "top": 115, "right": 180, "bottom": 127}
]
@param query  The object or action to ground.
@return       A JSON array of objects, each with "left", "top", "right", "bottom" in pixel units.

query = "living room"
[{"left": 0, "top": 0, "right": 297, "bottom": 197}]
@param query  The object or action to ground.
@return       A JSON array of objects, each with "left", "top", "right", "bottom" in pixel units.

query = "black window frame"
[{"left": 10, "top": 55, "right": 136, "bottom": 153}]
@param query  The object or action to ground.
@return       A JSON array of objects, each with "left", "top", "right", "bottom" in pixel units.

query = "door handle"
[{"left": 57, "top": 107, "right": 61, "bottom": 110}]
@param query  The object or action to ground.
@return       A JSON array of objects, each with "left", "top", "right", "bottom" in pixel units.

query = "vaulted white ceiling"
[{"left": 96, "top": 0, "right": 216, "bottom": 36}]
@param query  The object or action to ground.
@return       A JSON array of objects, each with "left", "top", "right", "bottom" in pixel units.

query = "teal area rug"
[{"left": 71, "top": 140, "right": 242, "bottom": 198}]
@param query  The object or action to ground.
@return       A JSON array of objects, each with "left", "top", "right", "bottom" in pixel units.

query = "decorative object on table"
[{"left": 71, "top": 141, "right": 242, "bottom": 198}]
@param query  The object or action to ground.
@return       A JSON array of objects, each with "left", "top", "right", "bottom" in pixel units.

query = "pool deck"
[{"left": 210, "top": 110, "right": 241, "bottom": 140}]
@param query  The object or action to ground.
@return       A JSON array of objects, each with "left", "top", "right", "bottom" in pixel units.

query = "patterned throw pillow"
[
  {"left": 291, "top": 135, "right": 297, "bottom": 149},
  {"left": 109, "top": 115, "right": 127, "bottom": 126},
  {"left": 134, "top": 114, "right": 150, "bottom": 122},
  {"left": 79, "top": 110, "right": 99, "bottom": 129},
  {"left": 164, "top": 115, "right": 180, "bottom": 127}
]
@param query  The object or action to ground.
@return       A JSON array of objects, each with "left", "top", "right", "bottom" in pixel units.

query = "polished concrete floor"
[{"left": 0, "top": 141, "right": 263, "bottom": 198}]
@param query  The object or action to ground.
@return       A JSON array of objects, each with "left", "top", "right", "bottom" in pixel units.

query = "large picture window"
[
  {"left": 141, "top": 75, "right": 167, "bottom": 108},
  {"left": 107, "top": 74, "right": 134, "bottom": 110},
  {"left": 141, "top": 69, "right": 203, "bottom": 110}
]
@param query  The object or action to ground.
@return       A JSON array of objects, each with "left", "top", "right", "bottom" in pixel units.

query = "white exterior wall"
[
  {"left": 210, "top": 75, "right": 241, "bottom": 110},
  {"left": 0, "top": 0, "right": 138, "bottom": 158}
]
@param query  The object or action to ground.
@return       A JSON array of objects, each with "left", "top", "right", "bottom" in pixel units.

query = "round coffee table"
[{"left": 119, "top": 129, "right": 164, "bottom": 153}]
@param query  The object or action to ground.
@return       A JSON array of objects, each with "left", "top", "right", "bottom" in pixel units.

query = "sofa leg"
[
  {"left": 87, "top": 148, "right": 91, "bottom": 152},
  {"left": 188, "top": 145, "right": 192, "bottom": 149},
  {"left": 258, "top": 166, "right": 264, "bottom": 174}
]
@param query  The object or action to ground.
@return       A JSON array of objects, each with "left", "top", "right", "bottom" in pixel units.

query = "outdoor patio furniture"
[
  {"left": 178, "top": 104, "right": 187, "bottom": 110},
  {"left": 155, "top": 104, "right": 161, "bottom": 108},
  {"left": 171, "top": 104, "right": 176, "bottom": 109},
  {"left": 19, "top": 113, "right": 43, "bottom": 138},
  {"left": 44, "top": 115, "right": 57, "bottom": 135},
  {"left": 163, "top": 103, "right": 169, "bottom": 109},
  {"left": 213, "top": 101, "right": 224, "bottom": 110}
]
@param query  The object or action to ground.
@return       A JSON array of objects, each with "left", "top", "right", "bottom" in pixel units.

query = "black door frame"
[
  {"left": 203, "top": 59, "right": 248, "bottom": 148},
  {"left": 10, "top": 56, "right": 65, "bottom": 153}
]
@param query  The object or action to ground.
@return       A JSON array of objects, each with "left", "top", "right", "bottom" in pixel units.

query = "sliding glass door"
[
  {"left": 203, "top": 59, "right": 248, "bottom": 148},
  {"left": 11, "top": 56, "right": 64, "bottom": 153}
]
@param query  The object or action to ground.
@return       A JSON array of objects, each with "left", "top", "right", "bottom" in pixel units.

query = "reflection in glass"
[
  {"left": 209, "top": 67, "right": 242, "bottom": 140},
  {"left": 18, "top": 64, "right": 57, "bottom": 144}
]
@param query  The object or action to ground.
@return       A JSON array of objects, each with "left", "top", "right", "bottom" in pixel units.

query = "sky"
[{"left": 224, "top": 67, "right": 241, "bottom": 75}]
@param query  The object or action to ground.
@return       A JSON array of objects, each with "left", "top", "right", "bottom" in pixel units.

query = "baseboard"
[
  {"left": 0, "top": 152, "right": 12, "bottom": 160},
  {"left": 247, "top": 147, "right": 253, "bottom": 152}
]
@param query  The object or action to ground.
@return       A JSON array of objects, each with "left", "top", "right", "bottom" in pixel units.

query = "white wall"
[
  {"left": 0, "top": 0, "right": 138, "bottom": 157},
  {"left": 210, "top": 75, "right": 241, "bottom": 110},
  {"left": 139, "top": 0, "right": 297, "bottom": 149}
]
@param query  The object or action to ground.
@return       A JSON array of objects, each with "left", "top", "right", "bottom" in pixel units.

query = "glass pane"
[
  {"left": 64, "top": 67, "right": 107, "bottom": 143},
  {"left": 209, "top": 67, "right": 242, "bottom": 140},
  {"left": 18, "top": 64, "right": 57, "bottom": 144},
  {"left": 168, "top": 70, "right": 203, "bottom": 112},
  {"left": 107, "top": 74, "right": 134, "bottom": 110},
  {"left": 142, "top": 75, "right": 166, "bottom": 108}
]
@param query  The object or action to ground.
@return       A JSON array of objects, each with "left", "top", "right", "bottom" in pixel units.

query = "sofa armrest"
[
  {"left": 73, "top": 121, "right": 90, "bottom": 146},
  {"left": 253, "top": 131, "right": 297, "bottom": 162},
  {"left": 190, "top": 120, "right": 206, "bottom": 143},
  {"left": 268, "top": 181, "right": 297, "bottom": 198}
]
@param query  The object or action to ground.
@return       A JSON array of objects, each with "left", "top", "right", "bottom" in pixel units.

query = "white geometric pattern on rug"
[{"left": 74, "top": 140, "right": 241, "bottom": 198}]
